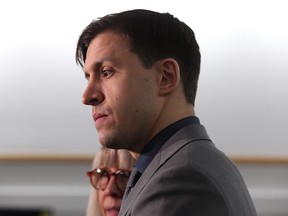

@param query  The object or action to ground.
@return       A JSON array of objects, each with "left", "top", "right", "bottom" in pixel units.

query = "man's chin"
[{"left": 99, "top": 137, "right": 125, "bottom": 150}]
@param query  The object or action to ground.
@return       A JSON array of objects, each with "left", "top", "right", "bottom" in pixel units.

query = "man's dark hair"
[{"left": 76, "top": 9, "right": 201, "bottom": 105}]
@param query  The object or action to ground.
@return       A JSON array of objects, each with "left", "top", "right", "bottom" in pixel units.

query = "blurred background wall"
[
  {"left": 0, "top": 0, "right": 287, "bottom": 215},
  {"left": 1, "top": 159, "right": 288, "bottom": 216}
]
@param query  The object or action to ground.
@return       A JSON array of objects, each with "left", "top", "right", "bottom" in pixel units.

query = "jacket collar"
[{"left": 119, "top": 124, "right": 211, "bottom": 215}]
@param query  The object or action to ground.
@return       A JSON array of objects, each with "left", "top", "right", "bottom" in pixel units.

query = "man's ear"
[{"left": 157, "top": 58, "right": 180, "bottom": 96}]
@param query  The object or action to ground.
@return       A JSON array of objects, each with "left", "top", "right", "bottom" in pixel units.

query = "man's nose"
[{"left": 82, "top": 82, "right": 104, "bottom": 106}]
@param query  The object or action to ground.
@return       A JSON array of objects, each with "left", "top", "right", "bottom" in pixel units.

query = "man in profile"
[{"left": 76, "top": 9, "right": 257, "bottom": 216}]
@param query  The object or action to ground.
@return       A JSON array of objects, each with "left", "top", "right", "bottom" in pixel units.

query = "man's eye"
[{"left": 102, "top": 69, "right": 113, "bottom": 77}]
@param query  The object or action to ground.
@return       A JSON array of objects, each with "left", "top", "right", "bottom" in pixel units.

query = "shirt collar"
[{"left": 136, "top": 116, "right": 200, "bottom": 173}]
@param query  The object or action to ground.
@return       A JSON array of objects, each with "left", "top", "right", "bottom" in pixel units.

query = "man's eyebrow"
[
  {"left": 92, "top": 61, "right": 104, "bottom": 72},
  {"left": 83, "top": 57, "right": 118, "bottom": 78},
  {"left": 83, "top": 61, "right": 103, "bottom": 78}
]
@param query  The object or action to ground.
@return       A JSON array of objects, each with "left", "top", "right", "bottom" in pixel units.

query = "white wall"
[
  {"left": 0, "top": 1, "right": 288, "bottom": 215},
  {"left": 0, "top": 0, "right": 287, "bottom": 156}
]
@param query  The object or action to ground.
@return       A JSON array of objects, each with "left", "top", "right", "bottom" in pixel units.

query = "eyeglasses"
[{"left": 86, "top": 168, "right": 131, "bottom": 192}]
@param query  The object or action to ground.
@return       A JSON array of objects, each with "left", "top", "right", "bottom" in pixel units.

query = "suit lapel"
[{"left": 119, "top": 124, "right": 211, "bottom": 215}]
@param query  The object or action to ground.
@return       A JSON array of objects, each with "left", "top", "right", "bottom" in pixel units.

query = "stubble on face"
[{"left": 85, "top": 31, "right": 161, "bottom": 154}]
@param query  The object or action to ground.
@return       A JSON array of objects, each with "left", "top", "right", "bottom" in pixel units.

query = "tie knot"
[
  {"left": 123, "top": 167, "right": 141, "bottom": 200},
  {"left": 127, "top": 168, "right": 141, "bottom": 188}
]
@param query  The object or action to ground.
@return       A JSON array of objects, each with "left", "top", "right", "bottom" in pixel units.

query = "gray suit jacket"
[{"left": 119, "top": 124, "right": 257, "bottom": 216}]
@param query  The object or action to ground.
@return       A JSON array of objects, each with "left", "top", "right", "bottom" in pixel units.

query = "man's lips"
[{"left": 92, "top": 113, "right": 108, "bottom": 122}]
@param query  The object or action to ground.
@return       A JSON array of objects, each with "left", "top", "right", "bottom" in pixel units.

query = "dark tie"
[{"left": 123, "top": 167, "right": 142, "bottom": 200}]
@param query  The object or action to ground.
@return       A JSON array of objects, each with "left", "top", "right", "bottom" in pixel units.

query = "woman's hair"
[{"left": 86, "top": 147, "right": 135, "bottom": 216}]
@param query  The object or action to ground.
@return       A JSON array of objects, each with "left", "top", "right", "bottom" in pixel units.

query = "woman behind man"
[{"left": 86, "top": 147, "right": 135, "bottom": 216}]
